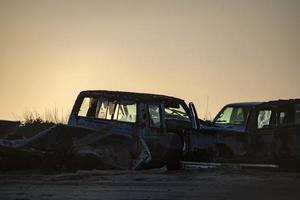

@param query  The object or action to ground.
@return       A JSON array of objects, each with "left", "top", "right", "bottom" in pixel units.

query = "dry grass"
[{"left": 21, "top": 107, "right": 69, "bottom": 125}]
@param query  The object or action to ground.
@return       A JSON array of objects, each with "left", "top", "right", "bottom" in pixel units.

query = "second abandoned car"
[{"left": 188, "top": 99, "right": 300, "bottom": 169}]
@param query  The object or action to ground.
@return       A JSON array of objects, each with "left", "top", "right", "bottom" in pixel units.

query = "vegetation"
[
  {"left": 21, "top": 107, "right": 69, "bottom": 125},
  {"left": 5, "top": 107, "right": 70, "bottom": 139}
]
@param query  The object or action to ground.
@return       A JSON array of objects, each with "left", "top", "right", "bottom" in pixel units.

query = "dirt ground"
[{"left": 0, "top": 168, "right": 300, "bottom": 200}]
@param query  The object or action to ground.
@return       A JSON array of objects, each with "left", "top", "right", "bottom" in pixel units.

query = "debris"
[{"left": 181, "top": 161, "right": 279, "bottom": 169}]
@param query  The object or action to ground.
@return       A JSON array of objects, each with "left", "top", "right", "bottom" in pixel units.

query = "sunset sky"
[{"left": 0, "top": 0, "right": 300, "bottom": 121}]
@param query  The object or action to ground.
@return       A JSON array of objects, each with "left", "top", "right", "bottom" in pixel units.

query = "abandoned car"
[
  {"left": 188, "top": 99, "right": 300, "bottom": 169},
  {"left": 0, "top": 90, "right": 199, "bottom": 170},
  {"left": 1, "top": 91, "right": 299, "bottom": 171}
]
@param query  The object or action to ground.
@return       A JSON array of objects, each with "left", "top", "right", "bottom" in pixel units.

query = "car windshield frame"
[
  {"left": 164, "top": 102, "right": 191, "bottom": 122},
  {"left": 213, "top": 105, "right": 251, "bottom": 126}
]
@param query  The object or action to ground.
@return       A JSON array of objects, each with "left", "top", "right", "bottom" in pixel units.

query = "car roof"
[
  {"left": 78, "top": 90, "right": 185, "bottom": 103},
  {"left": 260, "top": 98, "right": 300, "bottom": 106},
  {"left": 225, "top": 102, "right": 263, "bottom": 107},
  {"left": 223, "top": 99, "right": 300, "bottom": 108}
]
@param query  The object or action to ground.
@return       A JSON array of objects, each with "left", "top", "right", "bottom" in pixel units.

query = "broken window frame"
[
  {"left": 115, "top": 100, "right": 137, "bottom": 123},
  {"left": 77, "top": 96, "right": 99, "bottom": 118},
  {"left": 276, "top": 103, "right": 294, "bottom": 127},
  {"left": 75, "top": 95, "right": 138, "bottom": 124},
  {"left": 256, "top": 107, "right": 276, "bottom": 130},
  {"left": 96, "top": 97, "right": 109, "bottom": 119},
  {"left": 105, "top": 99, "right": 118, "bottom": 120},
  {"left": 213, "top": 106, "right": 250, "bottom": 126},
  {"left": 147, "top": 104, "right": 162, "bottom": 129},
  {"left": 164, "top": 102, "right": 191, "bottom": 123}
]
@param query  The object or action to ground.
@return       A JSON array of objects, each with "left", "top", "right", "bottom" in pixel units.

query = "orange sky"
[{"left": 0, "top": 0, "right": 300, "bottom": 121}]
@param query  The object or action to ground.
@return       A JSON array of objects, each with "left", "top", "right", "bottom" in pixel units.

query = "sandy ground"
[{"left": 1, "top": 168, "right": 300, "bottom": 200}]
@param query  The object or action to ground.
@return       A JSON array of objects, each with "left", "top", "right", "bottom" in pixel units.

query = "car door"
[
  {"left": 251, "top": 106, "right": 277, "bottom": 163},
  {"left": 143, "top": 103, "right": 165, "bottom": 164},
  {"left": 273, "top": 102, "right": 300, "bottom": 164}
]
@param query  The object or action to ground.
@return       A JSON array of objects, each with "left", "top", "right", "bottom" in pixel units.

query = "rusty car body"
[
  {"left": 187, "top": 99, "right": 300, "bottom": 169},
  {"left": 67, "top": 90, "right": 199, "bottom": 170}
]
